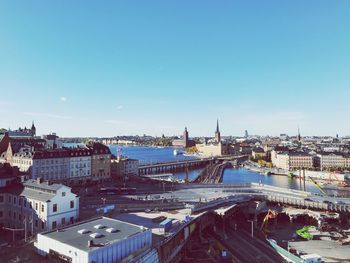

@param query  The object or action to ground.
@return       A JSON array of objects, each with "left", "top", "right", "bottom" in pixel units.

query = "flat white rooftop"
[{"left": 39, "top": 217, "right": 147, "bottom": 252}]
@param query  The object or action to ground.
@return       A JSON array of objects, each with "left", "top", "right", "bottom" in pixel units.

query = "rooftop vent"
[
  {"left": 77, "top": 229, "right": 90, "bottom": 234},
  {"left": 90, "top": 233, "right": 103, "bottom": 238},
  {"left": 106, "top": 228, "right": 118, "bottom": 233},
  {"left": 94, "top": 224, "right": 105, "bottom": 229}
]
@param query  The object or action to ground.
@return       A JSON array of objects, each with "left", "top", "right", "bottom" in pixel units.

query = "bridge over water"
[{"left": 138, "top": 155, "right": 248, "bottom": 176}]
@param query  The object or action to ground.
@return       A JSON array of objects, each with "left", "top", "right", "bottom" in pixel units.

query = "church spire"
[
  {"left": 216, "top": 118, "right": 220, "bottom": 133},
  {"left": 215, "top": 119, "right": 221, "bottom": 143}
]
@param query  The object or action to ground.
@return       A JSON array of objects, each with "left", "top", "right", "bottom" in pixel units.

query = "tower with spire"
[
  {"left": 31, "top": 121, "right": 36, "bottom": 137},
  {"left": 297, "top": 127, "right": 301, "bottom": 143},
  {"left": 183, "top": 126, "right": 189, "bottom": 147},
  {"left": 215, "top": 119, "right": 221, "bottom": 143}
]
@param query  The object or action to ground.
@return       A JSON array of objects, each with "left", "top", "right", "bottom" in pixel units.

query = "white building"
[
  {"left": 23, "top": 179, "right": 79, "bottom": 230},
  {"left": 317, "top": 152, "right": 345, "bottom": 171},
  {"left": 271, "top": 150, "right": 314, "bottom": 171},
  {"left": 10, "top": 147, "right": 92, "bottom": 184},
  {"left": 68, "top": 147, "right": 92, "bottom": 182},
  {"left": 36, "top": 217, "right": 152, "bottom": 263},
  {"left": 0, "top": 177, "right": 79, "bottom": 233}
]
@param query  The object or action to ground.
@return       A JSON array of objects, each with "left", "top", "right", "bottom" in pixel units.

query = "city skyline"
[{"left": 1, "top": 1, "right": 350, "bottom": 137}]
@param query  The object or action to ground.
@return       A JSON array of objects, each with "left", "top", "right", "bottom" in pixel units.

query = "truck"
[
  {"left": 159, "top": 218, "right": 173, "bottom": 233},
  {"left": 300, "top": 254, "right": 322, "bottom": 263}
]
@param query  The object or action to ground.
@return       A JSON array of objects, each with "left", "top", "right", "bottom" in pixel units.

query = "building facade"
[
  {"left": 9, "top": 147, "right": 92, "bottom": 184},
  {"left": 111, "top": 157, "right": 139, "bottom": 179},
  {"left": 317, "top": 152, "right": 346, "bottom": 171},
  {"left": 172, "top": 127, "right": 195, "bottom": 148},
  {"left": 271, "top": 150, "right": 314, "bottom": 170},
  {"left": 87, "top": 142, "right": 111, "bottom": 182}
]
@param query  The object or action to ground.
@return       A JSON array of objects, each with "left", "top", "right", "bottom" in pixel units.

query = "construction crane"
[
  {"left": 309, "top": 177, "right": 327, "bottom": 196},
  {"left": 329, "top": 172, "right": 348, "bottom": 187}
]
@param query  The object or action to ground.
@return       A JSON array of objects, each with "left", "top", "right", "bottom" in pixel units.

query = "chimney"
[{"left": 88, "top": 240, "right": 94, "bottom": 247}]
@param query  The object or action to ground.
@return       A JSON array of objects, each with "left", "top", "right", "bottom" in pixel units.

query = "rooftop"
[
  {"left": 40, "top": 217, "right": 148, "bottom": 252},
  {"left": 24, "top": 179, "right": 63, "bottom": 192}
]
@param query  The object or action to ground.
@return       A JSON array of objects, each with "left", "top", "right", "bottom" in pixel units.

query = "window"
[
  {"left": 62, "top": 192, "right": 66, "bottom": 197},
  {"left": 0, "top": 211, "right": 3, "bottom": 218},
  {"left": 70, "top": 217, "right": 74, "bottom": 224},
  {"left": 35, "top": 220, "right": 38, "bottom": 227},
  {"left": 35, "top": 202, "right": 38, "bottom": 211},
  {"left": 41, "top": 222, "right": 45, "bottom": 229},
  {"left": 24, "top": 199, "right": 27, "bottom": 207},
  {"left": 0, "top": 195, "right": 3, "bottom": 203},
  {"left": 52, "top": 221, "right": 57, "bottom": 229},
  {"left": 53, "top": 204, "right": 57, "bottom": 212},
  {"left": 61, "top": 217, "right": 65, "bottom": 225},
  {"left": 70, "top": 201, "right": 74, "bottom": 209},
  {"left": 41, "top": 204, "right": 44, "bottom": 213}
]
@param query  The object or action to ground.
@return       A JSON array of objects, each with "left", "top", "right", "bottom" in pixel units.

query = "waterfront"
[
  {"left": 222, "top": 168, "right": 321, "bottom": 194},
  {"left": 65, "top": 144, "right": 350, "bottom": 196}
]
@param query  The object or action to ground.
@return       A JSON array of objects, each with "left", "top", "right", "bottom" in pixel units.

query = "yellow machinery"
[
  {"left": 309, "top": 177, "right": 327, "bottom": 196},
  {"left": 260, "top": 209, "right": 278, "bottom": 232}
]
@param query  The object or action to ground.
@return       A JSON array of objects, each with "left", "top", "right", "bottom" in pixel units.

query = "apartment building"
[
  {"left": 316, "top": 152, "right": 346, "bottom": 171},
  {"left": 111, "top": 157, "right": 139, "bottom": 179},
  {"left": 271, "top": 150, "right": 314, "bottom": 171},
  {"left": 87, "top": 142, "right": 111, "bottom": 182}
]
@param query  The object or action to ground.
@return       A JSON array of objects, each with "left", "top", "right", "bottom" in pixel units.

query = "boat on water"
[
  {"left": 142, "top": 173, "right": 184, "bottom": 183},
  {"left": 173, "top": 149, "right": 185, "bottom": 156}
]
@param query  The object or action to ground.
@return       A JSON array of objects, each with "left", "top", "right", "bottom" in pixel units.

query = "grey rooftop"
[{"left": 40, "top": 217, "right": 148, "bottom": 252}]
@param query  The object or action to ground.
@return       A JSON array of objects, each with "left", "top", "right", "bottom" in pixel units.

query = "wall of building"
[
  {"left": 196, "top": 143, "right": 224, "bottom": 157},
  {"left": 45, "top": 187, "right": 79, "bottom": 230}
]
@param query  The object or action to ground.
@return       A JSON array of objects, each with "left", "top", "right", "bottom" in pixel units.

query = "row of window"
[{"left": 1, "top": 195, "right": 74, "bottom": 213}]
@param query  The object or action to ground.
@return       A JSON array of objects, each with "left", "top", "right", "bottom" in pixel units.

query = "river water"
[{"left": 108, "top": 145, "right": 198, "bottom": 165}]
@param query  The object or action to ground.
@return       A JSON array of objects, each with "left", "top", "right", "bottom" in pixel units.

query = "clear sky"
[{"left": 1, "top": 1, "right": 350, "bottom": 137}]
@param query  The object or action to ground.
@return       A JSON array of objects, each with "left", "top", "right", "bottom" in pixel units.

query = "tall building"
[
  {"left": 196, "top": 120, "right": 228, "bottom": 156},
  {"left": 172, "top": 127, "right": 195, "bottom": 148},
  {"left": 87, "top": 142, "right": 111, "bottom": 183},
  {"left": 214, "top": 119, "right": 221, "bottom": 143},
  {"left": 245, "top": 130, "right": 249, "bottom": 138}
]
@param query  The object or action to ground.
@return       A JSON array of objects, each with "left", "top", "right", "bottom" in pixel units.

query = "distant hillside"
[{"left": 0, "top": 128, "right": 7, "bottom": 134}]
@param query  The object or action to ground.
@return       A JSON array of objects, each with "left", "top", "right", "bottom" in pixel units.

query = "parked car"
[
  {"left": 323, "top": 200, "right": 334, "bottom": 204},
  {"left": 336, "top": 200, "right": 346, "bottom": 205}
]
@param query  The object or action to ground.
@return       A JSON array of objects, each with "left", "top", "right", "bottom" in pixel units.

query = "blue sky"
[{"left": 1, "top": 1, "right": 350, "bottom": 137}]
